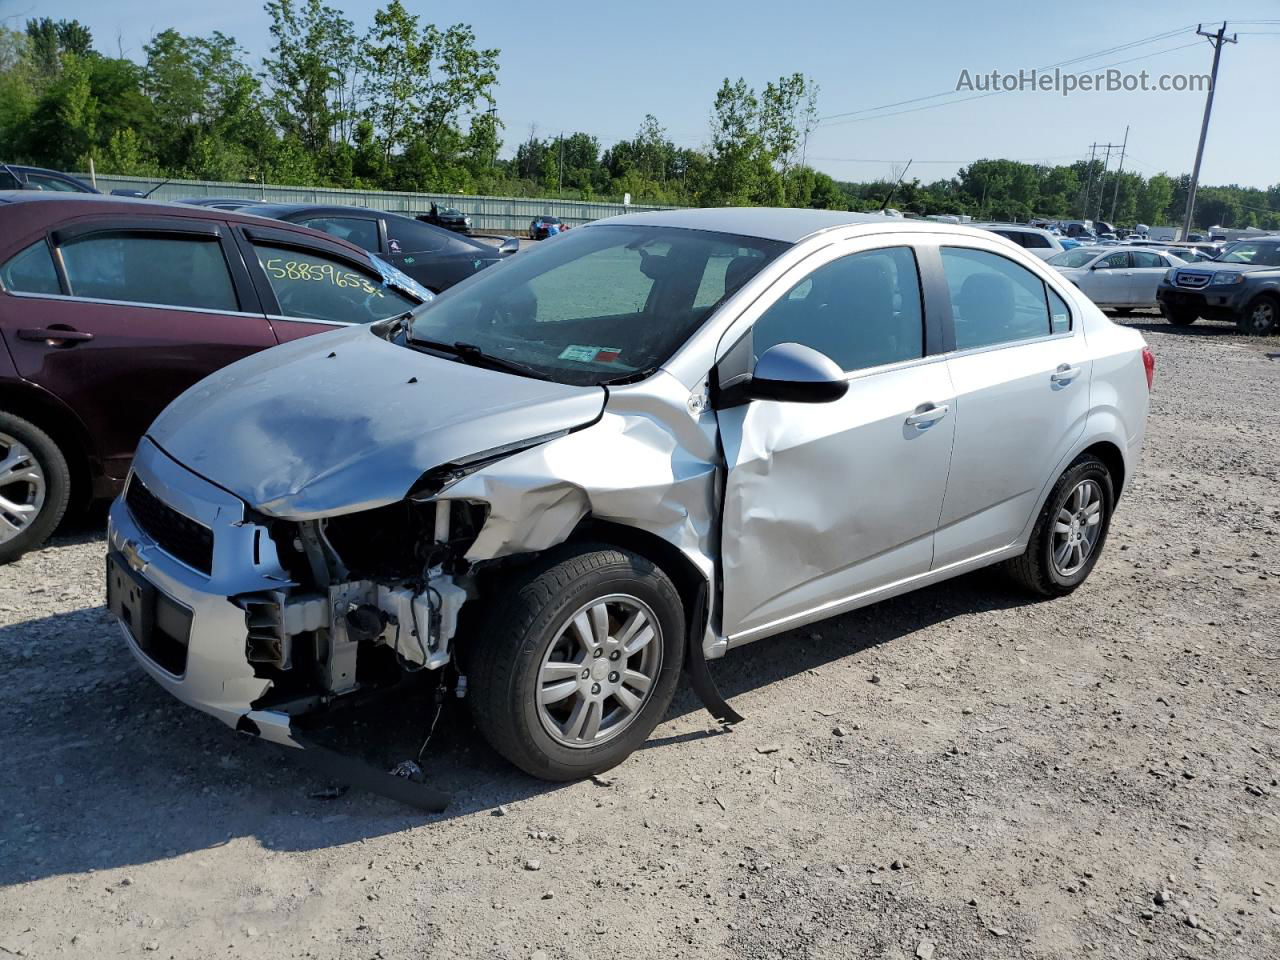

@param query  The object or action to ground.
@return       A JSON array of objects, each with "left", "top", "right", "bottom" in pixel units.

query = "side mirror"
[
  {"left": 737, "top": 342, "right": 848, "bottom": 404},
  {"left": 497, "top": 237, "right": 520, "bottom": 258}
]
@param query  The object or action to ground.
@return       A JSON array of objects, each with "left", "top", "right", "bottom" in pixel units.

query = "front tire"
[
  {"left": 467, "top": 543, "right": 685, "bottom": 781},
  {"left": 1238, "top": 295, "right": 1278, "bottom": 336},
  {"left": 0, "top": 412, "right": 71, "bottom": 565},
  {"left": 1164, "top": 306, "right": 1199, "bottom": 327},
  {"left": 1006, "top": 455, "right": 1114, "bottom": 597}
]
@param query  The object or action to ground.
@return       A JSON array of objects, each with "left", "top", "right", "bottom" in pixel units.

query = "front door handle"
[
  {"left": 17, "top": 327, "right": 95, "bottom": 345},
  {"left": 1051, "top": 363, "right": 1082, "bottom": 384},
  {"left": 905, "top": 403, "right": 949, "bottom": 427}
]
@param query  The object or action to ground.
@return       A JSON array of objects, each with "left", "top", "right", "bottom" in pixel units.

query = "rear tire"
[
  {"left": 0, "top": 411, "right": 71, "bottom": 565},
  {"left": 1006, "top": 455, "right": 1114, "bottom": 597},
  {"left": 1164, "top": 306, "right": 1198, "bottom": 327},
  {"left": 1237, "top": 295, "right": 1278, "bottom": 336},
  {"left": 466, "top": 543, "right": 685, "bottom": 781}
]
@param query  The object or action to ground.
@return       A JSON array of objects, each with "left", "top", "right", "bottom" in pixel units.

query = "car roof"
[
  {"left": 593, "top": 207, "right": 1012, "bottom": 244},
  {"left": 0, "top": 191, "right": 371, "bottom": 260}
]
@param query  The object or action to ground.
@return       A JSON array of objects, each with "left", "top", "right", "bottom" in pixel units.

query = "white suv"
[{"left": 974, "top": 223, "right": 1066, "bottom": 261}]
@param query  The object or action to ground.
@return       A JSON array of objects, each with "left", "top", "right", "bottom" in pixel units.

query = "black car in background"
[
  {"left": 417, "top": 202, "right": 472, "bottom": 234},
  {"left": 177, "top": 196, "right": 268, "bottom": 211},
  {"left": 0, "top": 164, "right": 98, "bottom": 192},
  {"left": 529, "top": 215, "right": 567, "bottom": 240},
  {"left": 248, "top": 203, "right": 510, "bottom": 292}
]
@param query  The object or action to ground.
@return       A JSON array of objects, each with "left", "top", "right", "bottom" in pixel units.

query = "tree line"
[{"left": 2, "top": 7, "right": 1277, "bottom": 230}]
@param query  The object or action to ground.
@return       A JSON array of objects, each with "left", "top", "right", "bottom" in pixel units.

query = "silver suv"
[
  {"left": 108, "top": 209, "right": 1153, "bottom": 781},
  {"left": 973, "top": 222, "right": 1066, "bottom": 260}
]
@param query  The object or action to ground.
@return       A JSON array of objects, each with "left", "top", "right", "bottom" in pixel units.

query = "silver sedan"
[
  {"left": 1048, "top": 245, "right": 1187, "bottom": 310},
  {"left": 108, "top": 209, "right": 1154, "bottom": 781}
]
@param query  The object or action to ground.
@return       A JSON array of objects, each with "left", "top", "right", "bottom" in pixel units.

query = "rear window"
[
  {"left": 386, "top": 217, "right": 484, "bottom": 256},
  {"left": 0, "top": 240, "right": 61, "bottom": 295},
  {"left": 297, "top": 216, "right": 380, "bottom": 254},
  {"left": 59, "top": 233, "right": 238, "bottom": 311}
]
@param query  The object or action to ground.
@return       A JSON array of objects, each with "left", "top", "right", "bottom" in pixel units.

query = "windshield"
[
  {"left": 1218, "top": 242, "right": 1280, "bottom": 266},
  {"left": 407, "top": 224, "right": 786, "bottom": 385},
  {"left": 1047, "top": 248, "right": 1101, "bottom": 268}
]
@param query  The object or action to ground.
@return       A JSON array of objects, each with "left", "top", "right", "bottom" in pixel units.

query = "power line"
[
  {"left": 817, "top": 24, "right": 1198, "bottom": 123},
  {"left": 816, "top": 39, "right": 1204, "bottom": 129}
]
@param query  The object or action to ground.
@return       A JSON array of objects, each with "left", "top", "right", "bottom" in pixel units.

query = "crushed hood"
[{"left": 147, "top": 325, "right": 606, "bottom": 519}]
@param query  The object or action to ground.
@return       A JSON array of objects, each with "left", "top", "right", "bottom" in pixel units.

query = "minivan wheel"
[
  {"left": 1238, "top": 295, "right": 1278, "bottom": 336},
  {"left": 1005, "top": 455, "right": 1114, "bottom": 597},
  {"left": 467, "top": 543, "right": 685, "bottom": 781},
  {"left": 0, "top": 412, "right": 71, "bottom": 565}
]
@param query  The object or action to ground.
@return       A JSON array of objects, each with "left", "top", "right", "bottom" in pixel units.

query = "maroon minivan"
[{"left": 0, "top": 193, "right": 429, "bottom": 563}]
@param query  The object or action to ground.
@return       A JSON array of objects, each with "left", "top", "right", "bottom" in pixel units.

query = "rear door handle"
[
  {"left": 905, "top": 403, "right": 949, "bottom": 427},
  {"left": 1051, "top": 363, "right": 1082, "bottom": 383},
  {"left": 17, "top": 327, "right": 95, "bottom": 344}
]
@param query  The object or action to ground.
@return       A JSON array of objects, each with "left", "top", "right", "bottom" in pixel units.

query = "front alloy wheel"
[
  {"left": 1238, "top": 296, "right": 1278, "bottom": 336},
  {"left": 536, "top": 594, "right": 663, "bottom": 747},
  {"left": 467, "top": 543, "right": 685, "bottom": 781}
]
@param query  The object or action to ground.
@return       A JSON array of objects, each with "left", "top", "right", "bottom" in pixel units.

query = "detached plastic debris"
[{"left": 389, "top": 760, "right": 424, "bottom": 782}]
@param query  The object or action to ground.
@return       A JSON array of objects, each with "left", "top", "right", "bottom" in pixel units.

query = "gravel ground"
[{"left": 1, "top": 313, "right": 1277, "bottom": 960}]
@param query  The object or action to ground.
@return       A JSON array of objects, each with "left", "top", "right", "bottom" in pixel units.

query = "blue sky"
[{"left": 7, "top": 0, "right": 1278, "bottom": 188}]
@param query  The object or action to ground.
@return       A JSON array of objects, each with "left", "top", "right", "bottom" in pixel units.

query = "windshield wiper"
[{"left": 407, "top": 337, "right": 550, "bottom": 380}]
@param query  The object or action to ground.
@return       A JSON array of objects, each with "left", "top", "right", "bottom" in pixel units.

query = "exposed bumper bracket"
[
  {"left": 684, "top": 585, "right": 744, "bottom": 725},
  {"left": 238, "top": 712, "right": 451, "bottom": 812}
]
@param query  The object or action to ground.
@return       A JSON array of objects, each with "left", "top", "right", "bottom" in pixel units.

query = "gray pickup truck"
[{"left": 1156, "top": 237, "right": 1280, "bottom": 335}]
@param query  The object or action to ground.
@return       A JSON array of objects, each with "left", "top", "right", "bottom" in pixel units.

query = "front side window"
[
  {"left": 407, "top": 224, "right": 785, "bottom": 385},
  {"left": 1047, "top": 248, "right": 1102, "bottom": 268},
  {"left": 59, "top": 232, "right": 238, "bottom": 311},
  {"left": 297, "top": 217, "right": 381, "bottom": 254},
  {"left": 28, "top": 174, "right": 86, "bottom": 192},
  {"left": 1218, "top": 242, "right": 1280, "bottom": 266},
  {"left": 252, "top": 243, "right": 417, "bottom": 323},
  {"left": 0, "top": 241, "right": 61, "bottom": 295},
  {"left": 941, "top": 246, "right": 1058, "bottom": 350},
  {"left": 753, "top": 246, "right": 924, "bottom": 373},
  {"left": 1094, "top": 251, "right": 1130, "bottom": 270}
]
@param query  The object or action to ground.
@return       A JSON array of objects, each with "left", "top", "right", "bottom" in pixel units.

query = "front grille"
[
  {"left": 1176, "top": 271, "right": 1211, "bottom": 289},
  {"left": 125, "top": 477, "right": 214, "bottom": 575}
]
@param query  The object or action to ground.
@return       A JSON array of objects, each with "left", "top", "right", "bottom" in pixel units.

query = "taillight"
[{"left": 1142, "top": 346, "right": 1155, "bottom": 390}]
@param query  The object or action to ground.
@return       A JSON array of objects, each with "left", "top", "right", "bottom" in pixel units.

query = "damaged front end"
[
  {"left": 236, "top": 497, "right": 484, "bottom": 715},
  {"left": 106, "top": 437, "right": 493, "bottom": 747}
]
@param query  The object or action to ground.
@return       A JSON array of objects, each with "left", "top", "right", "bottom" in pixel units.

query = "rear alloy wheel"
[
  {"left": 1238, "top": 295, "right": 1278, "bottom": 336},
  {"left": 0, "top": 412, "right": 71, "bottom": 565},
  {"left": 467, "top": 543, "right": 685, "bottom": 780},
  {"left": 1164, "top": 306, "right": 1199, "bottom": 327},
  {"left": 1006, "top": 455, "right": 1114, "bottom": 597}
]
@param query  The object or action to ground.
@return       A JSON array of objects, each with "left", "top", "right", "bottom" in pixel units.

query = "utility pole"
[
  {"left": 1079, "top": 143, "right": 1098, "bottom": 220},
  {"left": 1182, "top": 22, "right": 1237, "bottom": 237},
  {"left": 1094, "top": 142, "right": 1113, "bottom": 222},
  {"left": 557, "top": 131, "right": 564, "bottom": 198},
  {"left": 1108, "top": 125, "right": 1129, "bottom": 224}
]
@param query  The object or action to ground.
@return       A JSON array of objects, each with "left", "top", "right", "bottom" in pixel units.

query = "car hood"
[
  {"left": 147, "top": 325, "right": 606, "bottom": 519},
  {"left": 1181, "top": 262, "right": 1275, "bottom": 275}
]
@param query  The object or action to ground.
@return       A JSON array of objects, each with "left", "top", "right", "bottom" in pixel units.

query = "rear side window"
[
  {"left": 59, "top": 233, "right": 238, "bottom": 311},
  {"left": 298, "top": 217, "right": 380, "bottom": 253},
  {"left": 251, "top": 242, "right": 416, "bottom": 324},
  {"left": 1021, "top": 232, "right": 1051, "bottom": 249},
  {"left": 940, "top": 247, "right": 1057, "bottom": 350},
  {"left": 1130, "top": 250, "right": 1164, "bottom": 268},
  {"left": 386, "top": 217, "right": 484, "bottom": 256},
  {"left": 1047, "top": 287, "right": 1071, "bottom": 334},
  {"left": 0, "top": 241, "right": 61, "bottom": 295},
  {"left": 753, "top": 246, "right": 924, "bottom": 373}
]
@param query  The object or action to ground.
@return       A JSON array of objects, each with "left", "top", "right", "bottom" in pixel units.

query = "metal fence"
[{"left": 74, "top": 174, "right": 678, "bottom": 234}]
